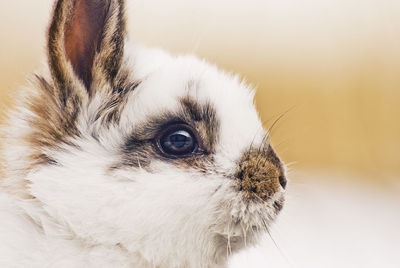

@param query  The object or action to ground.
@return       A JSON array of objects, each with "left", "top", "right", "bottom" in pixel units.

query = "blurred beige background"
[{"left": 1, "top": 0, "right": 399, "bottom": 179}]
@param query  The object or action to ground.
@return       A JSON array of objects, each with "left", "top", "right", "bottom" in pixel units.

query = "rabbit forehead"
[{"left": 120, "top": 49, "right": 264, "bottom": 163}]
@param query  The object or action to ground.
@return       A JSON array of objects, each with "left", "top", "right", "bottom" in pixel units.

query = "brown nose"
[{"left": 235, "top": 146, "right": 286, "bottom": 201}]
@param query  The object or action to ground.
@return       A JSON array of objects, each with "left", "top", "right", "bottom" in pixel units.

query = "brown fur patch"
[
  {"left": 23, "top": 0, "right": 129, "bottom": 163},
  {"left": 25, "top": 70, "right": 135, "bottom": 168},
  {"left": 99, "top": 0, "right": 126, "bottom": 88},
  {"left": 119, "top": 96, "right": 220, "bottom": 172},
  {"left": 235, "top": 146, "right": 286, "bottom": 202},
  {"left": 1, "top": 0, "right": 130, "bottom": 198},
  {"left": 180, "top": 97, "right": 219, "bottom": 153},
  {"left": 94, "top": 78, "right": 140, "bottom": 125},
  {"left": 25, "top": 76, "right": 82, "bottom": 166}
]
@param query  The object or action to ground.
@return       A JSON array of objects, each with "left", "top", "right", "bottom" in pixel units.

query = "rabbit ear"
[{"left": 48, "top": 0, "right": 126, "bottom": 93}]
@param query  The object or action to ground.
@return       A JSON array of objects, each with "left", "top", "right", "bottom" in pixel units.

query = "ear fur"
[{"left": 48, "top": 0, "right": 126, "bottom": 95}]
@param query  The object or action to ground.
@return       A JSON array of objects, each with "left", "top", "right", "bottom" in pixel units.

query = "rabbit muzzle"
[{"left": 235, "top": 145, "right": 286, "bottom": 203}]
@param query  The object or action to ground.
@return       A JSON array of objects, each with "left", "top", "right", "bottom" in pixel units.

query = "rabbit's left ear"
[{"left": 48, "top": 0, "right": 126, "bottom": 93}]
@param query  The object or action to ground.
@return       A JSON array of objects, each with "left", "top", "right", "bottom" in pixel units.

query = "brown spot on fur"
[
  {"left": 180, "top": 97, "right": 219, "bottom": 153},
  {"left": 1, "top": 0, "right": 130, "bottom": 197},
  {"left": 95, "top": 79, "right": 140, "bottom": 125},
  {"left": 101, "top": 0, "right": 126, "bottom": 87},
  {"left": 273, "top": 200, "right": 284, "bottom": 212},
  {"left": 26, "top": 71, "right": 135, "bottom": 168},
  {"left": 23, "top": 0, "right": 130, "bottom": 163},
  {"left": 25, "top": 76, "right": 81, "bottom": 165},
  {"left": 236, "top": 146, "right": 285, "bottom": 201}
]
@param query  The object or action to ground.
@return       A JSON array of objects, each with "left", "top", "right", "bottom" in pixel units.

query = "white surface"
[{"left": 230, "top": 171, "right": 400, "bottom": 268}]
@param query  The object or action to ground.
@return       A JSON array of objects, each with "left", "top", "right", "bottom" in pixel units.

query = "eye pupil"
[
  {"left": 169, "top": 131, "right": 191, "bottom": 148},
  {"left": 158, "top": 127, "right": 197, "bottom": 157}
]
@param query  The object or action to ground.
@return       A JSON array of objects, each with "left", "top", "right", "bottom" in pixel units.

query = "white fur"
[{"left": 0, "top": 32, "right": 283, "bottom": 268}]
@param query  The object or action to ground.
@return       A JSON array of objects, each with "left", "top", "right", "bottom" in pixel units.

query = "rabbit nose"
[
  {"left": 235, "top": 146, "right": 286, "bottom": 201},
  {"left": 279, "top": 175, "right": 287, "bottom": 189}
]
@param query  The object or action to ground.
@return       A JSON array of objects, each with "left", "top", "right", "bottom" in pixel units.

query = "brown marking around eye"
[
  {"left": 118, "top": 97, "right": 220, "bottom": 172},
  {"left": 180, "top": 96, "right": 220, "bottom": 153}
]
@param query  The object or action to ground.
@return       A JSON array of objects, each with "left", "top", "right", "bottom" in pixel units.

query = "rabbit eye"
[{"left": 156, "top": 124, "right": 200, "bottom": 158}]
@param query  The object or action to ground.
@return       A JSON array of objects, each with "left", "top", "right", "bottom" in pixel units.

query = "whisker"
[
  {"left": 136, "top": 153, "right": 143, "bottom": 170},
  {"left": 241, "top": 223, "right": 247, "bottom": 248},
  {"left": 252, "top": 106, "right": 296, "bottom": 159},
  {"left": 266, "top": 105, "right": 296, "bottom": 140},
  {"left": 256, "top": 148, "right": 266, "bottom": 167},
  {"left": 257, "top": 131, "right": 269, "bottom": 155},
  {"left": 267, "top": 112, "right": 286, "bottom": 138},
  {"left": 247, "top": 123, "right": 266, "bottom": 159},
  {"left": 284, "top": 161, "right": 298, "bottom": 168},
  {"left": 274, "top": 137, "right": 293, "bottom": 149},
  {"left": 261, "top": 217, "right": 292, "bottom": 267},
  {"left": 246, "top": 122, "right": 270, "bottom": 159},
  {"left": 226, "top": 218, "right": 233, "bottom": 259}
]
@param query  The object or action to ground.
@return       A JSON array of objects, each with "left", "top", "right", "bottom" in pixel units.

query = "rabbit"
[{"left": 0, "top": 0, "right": 287, "bottom": 267}]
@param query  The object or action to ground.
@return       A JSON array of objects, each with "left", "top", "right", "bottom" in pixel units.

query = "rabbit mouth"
[
  {"left": 209, "top": 144, "right": 287, "bottom": 248},
  {"left": 211, "top": 198, "right": 285, "bottom": 260},
  {"left": 212, "top": 189, "right": 285, "bottom": 252}
]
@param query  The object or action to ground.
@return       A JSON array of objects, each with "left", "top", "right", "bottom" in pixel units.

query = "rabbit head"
[{"left": 1, "top": 0, "right": 287, "bottom": 267}]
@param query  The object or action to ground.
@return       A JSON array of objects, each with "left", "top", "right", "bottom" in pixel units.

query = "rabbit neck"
[{"left": 0, "top": 181, "right": 230, "bottom": 268}]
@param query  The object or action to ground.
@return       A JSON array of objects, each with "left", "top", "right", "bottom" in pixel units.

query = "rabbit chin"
[{"left": 6, "top": 135, "right": 282, "bottom": 268}]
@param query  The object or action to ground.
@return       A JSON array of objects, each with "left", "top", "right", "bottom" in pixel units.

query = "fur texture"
[{"left": 0, "top": 0, "right": 287, "bottom": 267}]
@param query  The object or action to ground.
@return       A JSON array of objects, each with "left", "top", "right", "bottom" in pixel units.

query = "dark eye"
[{"left": 156, "top": 124, "right": 199, "bottom": 158}]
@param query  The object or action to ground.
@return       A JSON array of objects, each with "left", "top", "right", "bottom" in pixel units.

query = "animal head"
[{"left": 2, "top": 0, "right": 287, "bottom": 266}]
